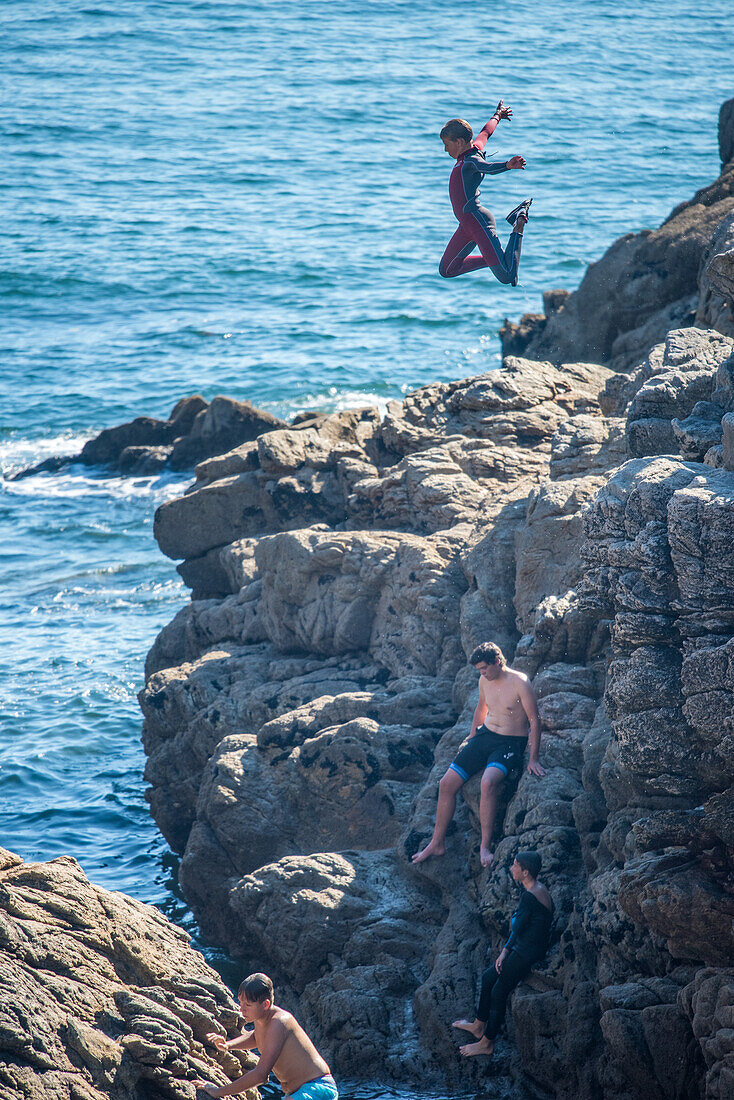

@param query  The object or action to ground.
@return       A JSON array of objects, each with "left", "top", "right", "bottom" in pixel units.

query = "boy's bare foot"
[
  {"left": 460, "top": 1036, "right": 495, "bottom": 1057},
  {"left": 480, "top": 846, "right": 495, "bottom": 868},
  {"left": 452, "top": 1019, "right": 484, "bottom": 1037},
  {"left": 412, "top": 839, "right": 445, "bottom": 863}
]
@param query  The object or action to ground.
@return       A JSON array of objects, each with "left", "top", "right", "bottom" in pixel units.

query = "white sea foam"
[{"left": 0, "top": 430, "right": 90, "bottom": 473}]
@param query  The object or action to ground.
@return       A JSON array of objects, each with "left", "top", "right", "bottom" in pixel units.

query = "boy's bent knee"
[
  {"left": 440, "top": 768, "right": 464, "bottom": 792},
  {"left": 481, "top": 766, "right": 505, "bottom": 789}
]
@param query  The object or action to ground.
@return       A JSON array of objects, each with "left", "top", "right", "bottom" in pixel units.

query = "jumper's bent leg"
[
  {"left": 439, "top": 222, "right": 486, "bottom": 278},
  {"left": 469, "top": 207, "right": 525, "bottom": 286}
]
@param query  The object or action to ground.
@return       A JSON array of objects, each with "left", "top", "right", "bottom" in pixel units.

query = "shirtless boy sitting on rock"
[
  {"left": 194, "top": 972, "right": 338, "bottom": 1100},
  {"left": 413, "top": 642, "right": 545, "bottom": 868}
]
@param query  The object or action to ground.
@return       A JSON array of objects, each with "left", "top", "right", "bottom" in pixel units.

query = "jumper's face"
[
  {"left": 510, "top": 858, "right": 523, "bottom": 882},
  {"left": 442, "top": 135, "right": 468, "bottom": 158},
  {"left": 476, "top": 661, "right": 501, "bottom": 682},
  {"left": 239, "top": 994, "right": 270, "bottom": 1023}
]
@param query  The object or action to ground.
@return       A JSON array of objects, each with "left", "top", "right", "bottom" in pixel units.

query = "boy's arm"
[
  {"left": 518, "top": 680, "right": 545, "bottom": 776},
  {"left": 195, "top": 1020, "right": 286, "bottom": 1097},
  {"left": 465, "top": 153, "right": 526, "bottom": 175},
  {"left": 206, "top": 1029, "right": 257, "bottom": 1053},
  {"left": 469, "top": 687, "right": 488, "bottom": 737},
  {"left": 473, "top": 99, "right": 512, "bottom": 151}
]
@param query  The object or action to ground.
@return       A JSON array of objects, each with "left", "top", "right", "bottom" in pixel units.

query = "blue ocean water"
[{"left": 1, "top": 2, "right": 732, "bottom": 1093}]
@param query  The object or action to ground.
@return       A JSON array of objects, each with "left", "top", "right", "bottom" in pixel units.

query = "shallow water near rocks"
[{"left": 1, "top": 1, "right": 733, "bottom": 1095}]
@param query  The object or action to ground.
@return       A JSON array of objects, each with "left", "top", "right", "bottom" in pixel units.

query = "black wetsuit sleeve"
[
  {"left": 505, "top": 893, "right": 553, "bottom": 962},
  {"left": 504, "top": 895, "right": 528, "bottom": 952},
  {"left": 464, "top": 152, "right": 510, "bottom": 175}
]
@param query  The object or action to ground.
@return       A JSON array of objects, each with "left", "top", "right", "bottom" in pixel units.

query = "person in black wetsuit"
[{"left": 452, "top": 850, "right": 553, "bottom": 1057}]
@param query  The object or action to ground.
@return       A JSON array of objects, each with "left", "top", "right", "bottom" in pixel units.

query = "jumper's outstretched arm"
[{"left": 473, "top": 99, "right": 512, "bottom": 150}]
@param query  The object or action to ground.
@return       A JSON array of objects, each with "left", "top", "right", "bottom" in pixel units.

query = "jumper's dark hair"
[
  {"left": 516, "top": 851, "right": 541, "bottom": 878},
  {"left": 440, "top": 117, "right": 473, "bottom": 143},
  {"left": 238, "top": 973, "right": 274, "bottom": 1003},
  {"left": 470, "top": 642, "right": 506, "bottom": 668}
]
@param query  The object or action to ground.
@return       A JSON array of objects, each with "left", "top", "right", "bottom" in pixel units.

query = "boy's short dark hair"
[
  {"left": 440, "top": 118, "right": 473, "bottom": 143},
  {"left": 470, "top": 642, "right": 506, "bottom": 668},
  {"left": 238, "top": 973, "right": 274, "bottom": 1003},
  {"left": 516, "top": 850, "right": 542, "bottom": 878}
]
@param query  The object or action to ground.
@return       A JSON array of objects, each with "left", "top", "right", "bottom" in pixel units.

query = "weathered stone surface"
[
  {"left": 0, "top": 849, "right": 254, "bottom": 1100},
  {"left": 515, "top": 476, "right": 607, "bottom": 634},
  {"left": 722, "top": 412, "right": 734, "bottom": 471},
  {"left": 627, "top": 369, "right": 718, "bottom": 457},
  {"left": 550, "top": 415, "right": 627, "bottom": 479},
  {"left": 680, "top": 967, "right": 734, "bottom": 1100},
  {"left": 254, "top": 527, "right": 468, "bottom": 676}
]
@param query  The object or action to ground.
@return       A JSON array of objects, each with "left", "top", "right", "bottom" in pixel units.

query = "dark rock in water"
[
  {"left": 719, "top": 96, "right": 734, "bottom": 168},
  {"left": 167, "top": 396, "right": 287, "bottom": 470},
  {"left": 696, "top": 209, "right": 734, "bottom": 338},
  {"left": 6, "top": 393, "right": 290, "bottom": 481},
  {"left": 117, "top": 445, "right": 173, "bottom": 474},
  {"left": 499, "top": 311, "right": 545, "bottom": 356},
  {"left": 79, "top": 415, "right": 171, "bottom": 465},
  {"left": 0, "top": 847, "right": 256, "bottom": 1100}
]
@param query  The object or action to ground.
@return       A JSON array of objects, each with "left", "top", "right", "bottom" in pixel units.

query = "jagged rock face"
[
  {"left": 618, "top": 328, "right": 734, "bottom": 463},
  {"left": 0, "top": 848, "right": 255, "bottom": 1100},
  {"left": 152, "top": 357, "right": 612, "bottom": 598},
  {"left": 139, "top": 245, "right": 734, "bottom": 1096}
]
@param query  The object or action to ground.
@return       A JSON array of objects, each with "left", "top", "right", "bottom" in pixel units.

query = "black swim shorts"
[{"left": 449, "top": 725, "right": 527, "bottom": 782}]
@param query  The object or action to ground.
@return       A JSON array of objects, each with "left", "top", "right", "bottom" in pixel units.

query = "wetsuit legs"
[
  {"left": 438, "top": 208, "right": 523, "bottom": 285},
  {"left": 476, "top": 953, "right": 532, "bottom": 1040}
]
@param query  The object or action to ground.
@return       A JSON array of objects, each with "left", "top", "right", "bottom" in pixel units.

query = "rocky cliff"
[
  {"left": 0, "top": 848, "right": 257, "bottom": 1100},
  {"left": 134, "top": 103, "right": 734, "bottom": 1099}
]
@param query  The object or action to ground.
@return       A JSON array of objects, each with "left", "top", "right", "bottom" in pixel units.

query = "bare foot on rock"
[
  {"left": 412, "top": 839, "right": 445, "bottom": 863},
  {"left": 452, "top": 1018, "right": 483, "bottom": 1037},
  {"left": 480, "top": 846, "right": 495, "bottom": 868},
  {"left": 460, "top": 1036, "right": 495, "bottom": 1057}
]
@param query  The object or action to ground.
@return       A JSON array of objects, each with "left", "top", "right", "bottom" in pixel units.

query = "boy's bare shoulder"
[
  {"left": 272, "top": 1007, "right": 295, "bottom": 1027},
  {"left": 505, "top": 667, "right": 529, "bottom": 684}
]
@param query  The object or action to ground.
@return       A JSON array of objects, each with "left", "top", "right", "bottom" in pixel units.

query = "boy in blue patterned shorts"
[{"left": 195, "top": 973, "right": 338, "bottom": 1099}]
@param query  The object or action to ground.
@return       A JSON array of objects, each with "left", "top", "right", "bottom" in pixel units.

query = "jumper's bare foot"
[
  {"left": 412, "top": 840, "right": 445, "bottom": 863},
  {"left": 460, "top": 1036, "right": 495, "bottom": 1057},
  {"left": 480, "top": 846, "right": 495, "bottom": 868},
  {"left": 452, "top": 1018, "right": 484, "bottom": 1037}
]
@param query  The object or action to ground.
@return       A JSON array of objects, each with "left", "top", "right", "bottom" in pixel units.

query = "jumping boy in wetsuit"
[{"left": 439, "top": 101, "right": 531, "bottom": 286}]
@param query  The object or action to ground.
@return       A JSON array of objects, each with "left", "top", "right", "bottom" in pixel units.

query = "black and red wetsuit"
[{"left": 439, "top": 117, "right": 523, "bottom": 285}]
